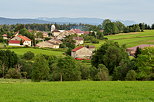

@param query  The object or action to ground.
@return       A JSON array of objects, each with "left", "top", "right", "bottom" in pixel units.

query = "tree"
[
  {"left": 56, "top": 56, "right": 81, "bottom": 81},
  {"left": 135, "top": 48, "right": 154, "bottom": 80},
  {"left": 151, "top": 24, "right": 154, "bottom": 29},
  {"left": 139, "top": 23, "right": 145, "bottom": 31},
  {"left": 114, "top": 21, "right": 125, "bottom": 33},
  {"left": 91, "top": 41, "right": 129, "bottom": 74},
  {"left": 134, "top": 47, "right": 142, "bottom": 58},
  {"left": 36, "top": 32, "right": 43, "bottom": 38},
  {"left": 102, "top": 19, "right": 111, "bottom": 29},
  {"left": 97, "top": 64, "right": 109, "bottom": 81},
  {"left": 103, "top": 22, "right": 119, "bottom": 35},
  {"left": 23, "top": 51, "right": 35, "bottom": 60},
  {"left": 31, "top": 55, "right": 50, "bottom": 82},
  {"left": 0, "top": 50, "right": 18, "bottom": 78},
  {"left": 125, "top": 70, "right": 136, "bottom": 81}
]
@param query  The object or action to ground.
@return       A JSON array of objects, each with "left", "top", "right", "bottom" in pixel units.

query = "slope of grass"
[
  {"left": 86, "top": 30, "right": 154, "bottom": 48},
  {"left": 0, "top": 80, "right": 153, "bottom": 102},
  {"left": 2, "top": 48, "right": 65, "bottom": 56}
]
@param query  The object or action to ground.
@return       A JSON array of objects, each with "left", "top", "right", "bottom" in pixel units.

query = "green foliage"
[
  {"left": 102, "top": 19, "right": 111, "bottom": 29},
  {"left": 23, "top": 51, "right": 35, "bottom": 60},
  {"left": 83, "top": 35, "right": 99, "bottom": 43},
  {"left": 96, "top": 64, "right": 110, "bottom": 81},
  {"left": 125, "top": 70, "right": 137, "bottom": 81},
  {"left": 134, "top": 47, "right": 142, "bottom": 58},
  {"left": 103, "top": 22, "right": 119, "bottom": 35},
  {"left": 135, "top": 48, "right": 154, "bottom": 80},
  {"left": 5, "top": 68, "right": 21, "bottom": 79},
  {"left": 54, "top": 56, "right": 81, "bottom": 81},
  {"left": 91, "top": 41, "right": 129, "bottom": 74},
  {"left": 32, "top": 55, "right": 50, "bottom": 82}
]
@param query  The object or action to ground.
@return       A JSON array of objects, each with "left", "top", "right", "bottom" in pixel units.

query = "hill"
[
  {"left": 0, "top": 17, "right": 136, "bottom": 25},
  {"left": 37, "top": 17, "right": 137, "bottom": 25},
  {"left": 0, "top": 17, "right": 51, "bottom": 25}
]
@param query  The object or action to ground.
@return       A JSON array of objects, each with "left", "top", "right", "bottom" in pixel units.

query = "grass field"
[
  {"left": 0, "top": 79, "right": 153, "bottom": 102},
  {"left": 87, "top": 30, "right": 154, "bottom": 48},
  {"left": 2, "top": 48, "right": 65, "bottom": 56}
]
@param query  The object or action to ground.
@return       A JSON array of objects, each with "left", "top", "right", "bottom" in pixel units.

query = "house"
[
  {"left": 9, "top": 35, "right": 32, "bottom": 46},
  {"left": 2, "top": 34, "right": 8, "bottom": 40},
  {"left": 36, "top": 38, "right": 62, "bottom": 48},
  {"left": 126, "top": 44, "right": 154, "bottom": 56},
  {"left": 73, "top": 37, "right": 84, "bottom": 45},
  {"left": 52, "top": 29, "right": 61, "bottom": 37},
  {"left": 71, "top": 46, "right": 95, "bottom": 59},
  {"left": 42, "top": 32, "right": 49, "bottom": 38},
  {"left": 69, "top": 29, "right": 85, "bottom": 35}
]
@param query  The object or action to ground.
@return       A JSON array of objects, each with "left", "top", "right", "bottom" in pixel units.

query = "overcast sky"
[{"left": 0, "top": 0, "right": 154, "bottom": 24}]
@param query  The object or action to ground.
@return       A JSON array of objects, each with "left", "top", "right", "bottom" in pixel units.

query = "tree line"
[{"left": 0, "top": 41, "right": 153, "bottom": 81}]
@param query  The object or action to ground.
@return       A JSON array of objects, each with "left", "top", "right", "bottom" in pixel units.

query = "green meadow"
[
  {"left": 0, "top": 79, "right": 153, "bottom": 102},
  {"left": 88, "top": 30, "right": 154, "bottom": 48},
  {"left": 2, "top": 48, "right": 65, "bottom": 56}
]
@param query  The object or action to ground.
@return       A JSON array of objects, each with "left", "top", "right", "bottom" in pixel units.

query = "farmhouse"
[
  {"left": 69, "top": 29, "right": 85, "bottom": 35},
  {"left": 126, "top": 44, "right": 154, "bottom": 56},
  {"left": 71, "top": 46, "right": 95, "bottom": 59},
  {"left": 73, "top": 37, "right": 84, "bottom": 45},
  {"left": 9, "top": 35, "right": 32, "bottom": 46},
  {"left": 36, "top": 38, "right": 62, "bottom": 48},
  {"left": 52, "top": 29, "right": 61, "bottom": 37},
  {"left": 2, "top": 34, "right": 8, "bottom": 40}
]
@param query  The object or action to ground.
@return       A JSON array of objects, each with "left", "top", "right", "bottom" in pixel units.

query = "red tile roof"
[
  {"left": 2, "top": 34, "right": 7, "bottom": 37},
  {"left": 9, "top": 40, "right": 20, "bottom": 44},
  {"left": 70, "top": 29, "right": 84, "bottom": 34},
  {"left": 72, "top": 46, "right": 84, "bottom": 52},
  {"left": 17, "top": 35, "right": 31, "bottom": 41}
]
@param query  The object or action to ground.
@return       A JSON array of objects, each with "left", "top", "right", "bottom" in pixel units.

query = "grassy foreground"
[{"left": 0, "top": 79, "right": 153, "bottom": 102}]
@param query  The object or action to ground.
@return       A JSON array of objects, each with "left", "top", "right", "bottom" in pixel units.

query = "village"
[{"left": 1, "top": 24, "right": 154, "bottom": 60}]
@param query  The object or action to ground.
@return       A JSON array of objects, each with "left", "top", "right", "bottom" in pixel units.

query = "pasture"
[
  {"left": 2, "top": 48, "right": 65, "bottom": 56},
  {"left": 0, "top": 79, "right": 153, "bottom": 102},
  {"left": 88, "top": 30, "right": 154, "bottom": 48}
]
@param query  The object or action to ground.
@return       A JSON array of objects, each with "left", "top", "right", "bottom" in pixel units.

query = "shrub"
[
  {"left": 5, "top": 68, "right": 21, "bottom": 79},
  {"left": 125, "top": 70, "right": 136, "bottom": 81},
  {"left": 23, "top": 51, "right": 35, "bottom": 60}
]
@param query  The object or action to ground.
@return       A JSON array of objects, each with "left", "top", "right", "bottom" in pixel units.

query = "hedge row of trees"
[{"left": 0, "top": 41, "right": 154, "bottom": 81}]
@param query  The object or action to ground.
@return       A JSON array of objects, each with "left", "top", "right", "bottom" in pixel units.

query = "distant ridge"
[
  {"left": 0, "top": 17, "right": 137, "bottom": 25},
  {"left": 37, "top": 17, "right": 137, "bottom": 26},
  {"left": 0, "top": 17, "right": 51, "bottom": 25}
]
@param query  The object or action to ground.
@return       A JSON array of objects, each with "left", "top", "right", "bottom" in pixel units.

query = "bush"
[
  {"left": 5, "top": 68, "right": 21, "bottom": 79},
  {"left": 125, "top": 70, "right": 136, "bottom": 81},
  {"left": 23, "top": 51, "right": 35, "bottom": 60}
]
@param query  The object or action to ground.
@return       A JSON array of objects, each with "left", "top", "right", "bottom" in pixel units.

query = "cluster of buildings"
[{"left": 2, "top": 25, "right": 153, "bottom": 60}]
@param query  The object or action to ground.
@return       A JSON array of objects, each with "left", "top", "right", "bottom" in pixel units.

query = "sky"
[{"left": 0, "top": 0, "right": 154, "bottom": 24}]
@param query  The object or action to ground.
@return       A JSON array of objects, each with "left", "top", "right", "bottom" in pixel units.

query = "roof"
[
  {"left": 70, "top": 29, "right": 84, "bottom": 34},
  {"left": 127, "top": 44, "right": 154, "bottom": 51},
  {"left": 2, "top": 34, "right": 7, "bottom": 37},
  {"left": 72, "top": 46, "right": 84, "bottom": 52},
  {"left": 17, "top": 35, "right": 31, "bottom": 41},
  {"left": 52, "top": 29, "right": 60, "bottom": 32},
  {"left": 73, "top": 37, "right": 84, "bottom": 40},
  {"left": 9, "top": 40, "right": 20, "bottom": 44}
]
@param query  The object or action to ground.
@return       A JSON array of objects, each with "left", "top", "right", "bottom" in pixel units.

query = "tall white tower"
[{"left": 51, "top": 25, "right": 56, "bottom": 32}]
